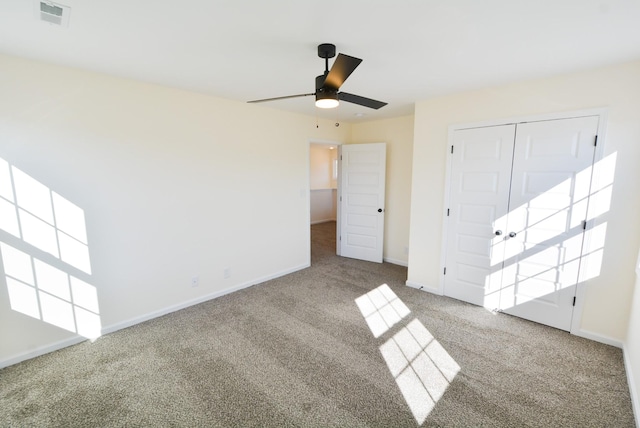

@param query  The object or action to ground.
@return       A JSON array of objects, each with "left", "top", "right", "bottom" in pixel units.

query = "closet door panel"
[
  {"left": 500, "top": 116, "right": 599, "bottom": 330},
  {"left": 444, "top": 125, "right": 516, "bottom": 307}
]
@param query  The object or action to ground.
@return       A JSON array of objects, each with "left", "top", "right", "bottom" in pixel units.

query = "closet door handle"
[
  {"left": 509, "top": 232, "right": 517, "bottom": 238},
  {"left": 495, "top": 230, "right": 502, "bottom": 236}
]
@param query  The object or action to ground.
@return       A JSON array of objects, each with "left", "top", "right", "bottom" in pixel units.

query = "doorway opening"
[
  {"left": 308, "top": 141, "right": 388, "bottom": 265},
  {"left": 309, "top": 142, "right": 341, "bottom": 264}
]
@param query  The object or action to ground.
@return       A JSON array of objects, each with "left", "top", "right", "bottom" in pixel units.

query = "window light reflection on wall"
[{"left": 0, "top": 156, "right": 101, "bottom": 339}]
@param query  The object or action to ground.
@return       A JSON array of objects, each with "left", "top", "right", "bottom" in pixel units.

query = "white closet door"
[
  {"left": 444, "top": 115, "right": 600, "bottom": 332},
  {"left": 444, "top": 125, "right": 516, "bottom": 307},
  {"left": 499, "top": 116, "right": 599, "bottom": 330}
]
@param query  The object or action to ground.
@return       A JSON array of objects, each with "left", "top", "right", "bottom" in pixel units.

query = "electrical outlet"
[
  {"left": 223, "top": 268, "right": 231, "bottom": 279},
  {"left": 191, "top": 276, "right": 199, "bottom": 287}
]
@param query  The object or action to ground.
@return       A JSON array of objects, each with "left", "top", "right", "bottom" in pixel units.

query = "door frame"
[{"left": 439, "top": 107, "right": 609, "bottom": 335}]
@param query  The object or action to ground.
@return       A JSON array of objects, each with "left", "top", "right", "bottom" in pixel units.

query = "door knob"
[
  {"left": 378, "top": 208, "right": 383, "bottom": 213},
  {"left": 495, "top": 230, "right": 502, "bottom": 236},
  {"left": 509, "top": 232, "right": 517, "bottom": 238}
]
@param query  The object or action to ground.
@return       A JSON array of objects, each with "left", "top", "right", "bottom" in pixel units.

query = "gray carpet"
[{"left": 0, "top": 221, "right": 635, "bottom": 427}]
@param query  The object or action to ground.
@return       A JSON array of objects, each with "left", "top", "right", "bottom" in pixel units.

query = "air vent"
[{"left": 37, "top": 1, "right": 71, "bottom": 27}]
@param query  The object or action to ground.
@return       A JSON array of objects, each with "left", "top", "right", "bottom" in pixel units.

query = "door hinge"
[
  {"left": 339, "top": 235, "right": 341, "bottom": 241},
  {"left": 444, "top": 267, "right": 447, "bottom": 275},
  {"left": 447, "top": 208, "right": 450, "bottom": 216},
  {"left": 340, "top": 155, "right": 343, "bottom": 160},
  {"left": 451, "top": 145, "right": 454, "bottom": 154},
  {"left": 594, "top": 135, "right": 598, "bottom": 147},
  {"left": 573, "top": 296, "right": 576, "bottom": 306},
  {"left": 340, "top": 196, "right": 342, "bottom": 202}
]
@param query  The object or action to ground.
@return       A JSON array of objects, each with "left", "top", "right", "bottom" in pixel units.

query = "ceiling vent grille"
[{"left": 37, "top": 1, "right": 70, "bottom": 27}]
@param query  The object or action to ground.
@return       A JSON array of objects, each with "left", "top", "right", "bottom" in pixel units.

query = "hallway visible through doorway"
[{"left": 311, "top": 221, "right": 336, "bottom": 264}]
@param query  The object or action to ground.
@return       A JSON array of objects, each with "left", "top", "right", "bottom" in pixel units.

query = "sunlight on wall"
[
  {"left": 0, "top": 157, "right": 101, "bottom": 339},
  {"left": 485, "top": 153, "right": 616, "bottom": 310},
  {"left": 356, "top": 284, "right": 460, "bottom": 424},
  {"left": 2, "top": 161, "right": 92, "bottom": 274}
]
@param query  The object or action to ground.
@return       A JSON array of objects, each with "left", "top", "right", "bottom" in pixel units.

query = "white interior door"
[
  {"left": 499, "top": 116, "right": 599, "bottom": 330},
  {"left": 340, "top": 143, "right": 386, "bottom": 263},
  {"left": 444, "top": 125, "right": 516, "bottom": 308},
  {"left": 444, "top": 115, "right": 599, "bottom": 331}
]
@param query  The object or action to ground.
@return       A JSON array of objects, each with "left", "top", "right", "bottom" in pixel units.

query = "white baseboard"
[
  {"left": 572, "top": 328, "right": 623, "bottom": 348},
  {"left": 623, "top": 344, "right": 640, "bottom": 428},
  {"left": 383, "top": 257, "right": 408, "bottom": 267},
  {"left": 0, "top": 263, "right": 309, "bottom": 369},
  {"left": 0, "top": 336, "right": 87, "bottom": 369},
  {"left": 104, "top": 262, "right": 309, "bottom": 335}
]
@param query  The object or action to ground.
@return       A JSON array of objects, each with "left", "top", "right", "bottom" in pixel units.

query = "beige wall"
[
  {"left": 625, "top": 249, "right": 640, "bottom": 425},
  {"left": 408, "top": 60, "right": 640, "bottom": 344},
  {"left": 0, "top": 54, "right": 350, "bottom": 365},
  {"left": 351, "top": 115, "right": 414, "bottom": 266}
]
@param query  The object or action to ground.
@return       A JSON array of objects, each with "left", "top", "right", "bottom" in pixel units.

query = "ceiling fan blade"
[
  {"left": 248, "top": 93, "right": 314, "bottom": 103},
  {"left": 324, "top": 54, "right": 362, "bottom": 89},
  {"left": 339, "top": 92, "right": 387, "bottom": 110}
]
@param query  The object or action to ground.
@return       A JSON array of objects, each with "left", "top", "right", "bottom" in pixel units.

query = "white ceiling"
[{"left": 2, "top": 0, "right": 640, "bottom": 123}]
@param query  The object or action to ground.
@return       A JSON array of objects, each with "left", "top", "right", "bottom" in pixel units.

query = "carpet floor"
[{"left": 0, "top": 221, "right": 635, "bottom": 427}]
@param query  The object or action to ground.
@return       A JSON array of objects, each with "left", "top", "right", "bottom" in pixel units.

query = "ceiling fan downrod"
[{"left": 317, "top": 43, "right": 337, "bottom": 75}]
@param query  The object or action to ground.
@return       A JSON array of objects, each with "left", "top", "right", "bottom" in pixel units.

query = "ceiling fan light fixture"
[
  {"left": 315, "top": 91, "right": 339, "bottom": 109},
  {"left": 247, "top": 44, "right": 387, "bottom": 110}
]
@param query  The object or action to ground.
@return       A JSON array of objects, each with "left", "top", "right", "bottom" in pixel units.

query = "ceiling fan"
[{"left": 248, "top": 43, "right": 387, "bottom": 110}]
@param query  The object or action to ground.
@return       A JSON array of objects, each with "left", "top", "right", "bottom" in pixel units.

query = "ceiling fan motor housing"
[
  {"left": 315, "top": 74, "right": 337, "bottom": 101},
  {"left": 316, "top": 74, "right": 334, "bottom": 92}
]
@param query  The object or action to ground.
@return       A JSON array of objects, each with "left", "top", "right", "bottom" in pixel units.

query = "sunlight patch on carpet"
[
  {"left": 355, "top": 283, "right": 410, "bottom": 337},
  {"left": 380, "top": 319, "right": 460, "bottom": 424},
  {"left": 356, "top": 285, "right": 460, "bottom": 424}
]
